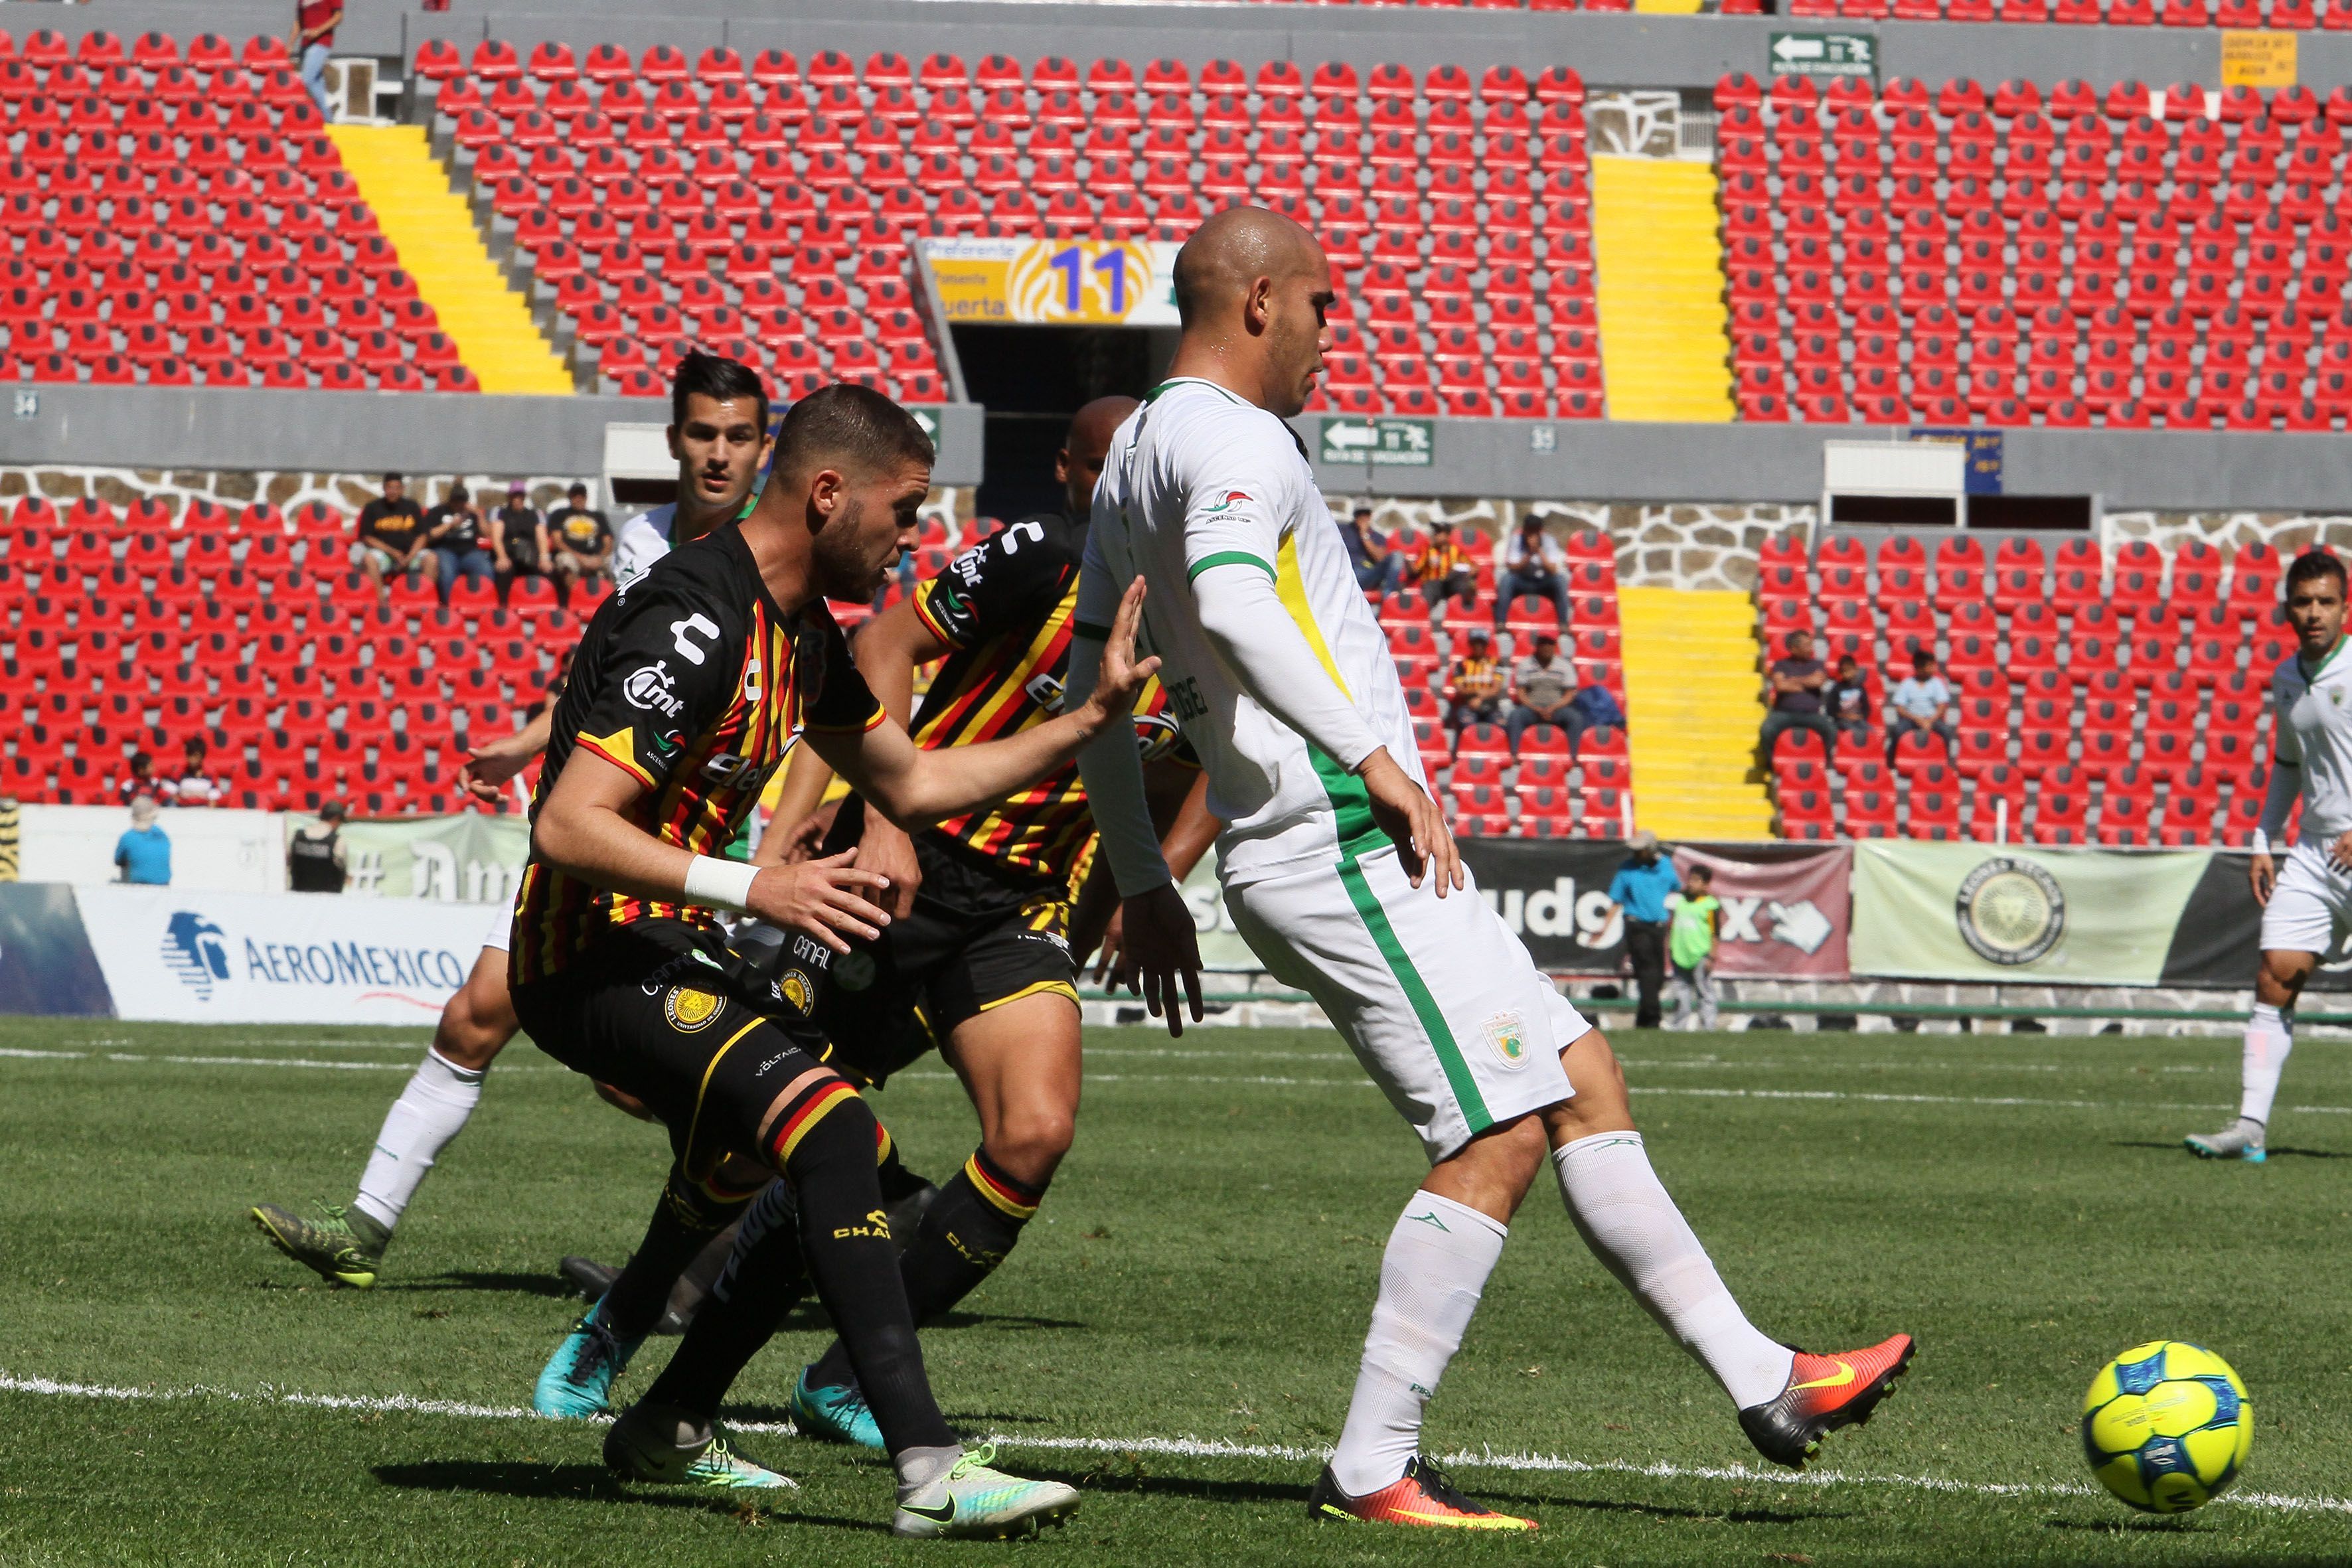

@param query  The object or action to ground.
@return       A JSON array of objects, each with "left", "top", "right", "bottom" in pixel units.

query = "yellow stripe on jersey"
[
  {"left": 1276, "top": 534, "right": 1355, "bottom": 702},
  {"left": 576, "top": 726, "right": 659, "bottom": 788},
  {"left": 952, "top": 597, "right": 1076, "bottom": 749}
]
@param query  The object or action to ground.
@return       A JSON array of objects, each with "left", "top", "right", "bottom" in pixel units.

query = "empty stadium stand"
[
  {"left": 1719, "top": 72, "right": 2352, "bottom": 431},
  {"left": 1758, "top": 529, "right": 2285, "bottom": 844}
]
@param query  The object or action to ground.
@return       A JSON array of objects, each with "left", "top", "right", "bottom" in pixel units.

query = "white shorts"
[
  {"left": 1225, "top": 844, "right": 1585, "bottom": 1162},
  {"left": 480, "top": 902, "right": 511, "bottom": 956},
  {"left": 2260, "top": 842, "right": 2352, "bottom": 958}
]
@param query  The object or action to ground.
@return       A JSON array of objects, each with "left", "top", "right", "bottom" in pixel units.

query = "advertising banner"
[
  {"left": 1674, "top": 843, "right": 1853, "bottom": 979},
  {"left": 0, "top": 884, "right": 114, "bottom": 1015},
  {"left": 1457, "top": 838, "right": 1636, "bottom": 973},
  {"left": 1849, "top": 842, "right": 2209, "bottom": 984},
  {"left": 923, "top": 238, "right": 1177, "bottom": 325},
  {"left": 74, "top": 884, "right": 489, "bottom": 1024},
  {"left": 289, "top": 812, "right": 530, "bottom": 903}
]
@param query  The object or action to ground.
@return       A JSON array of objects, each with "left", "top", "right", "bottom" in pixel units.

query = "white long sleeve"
[
  {"left": 2254, "top": 755, "right": 2300, "bottom": 854},
  {"left": 1066, "top": 631, "right": 1174, "bottom": 898},
  {"left": 1192, "top": 560, "right": 1383, "bottom": 772}
]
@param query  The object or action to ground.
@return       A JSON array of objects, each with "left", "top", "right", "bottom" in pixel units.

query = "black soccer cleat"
[{"left": 1738, "top": 1335, "right": 1917, "bottom": 1470}]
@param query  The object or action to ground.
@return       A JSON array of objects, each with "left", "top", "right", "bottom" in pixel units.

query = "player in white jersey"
[
  {"left": 2189, "top": 550, "right": 2352, "bottom": 1162},
  {"left": 1067, "top": 208, "right": 1913, "bottom": 1531},
  {"left": 251, "top": 353, "right": 777, "bottom": 1287}
]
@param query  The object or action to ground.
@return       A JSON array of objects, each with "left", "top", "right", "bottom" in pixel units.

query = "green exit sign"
[
  {"left": 1767, "top": 31, "right": 1878, "bottom": 80},
  {"left": 1319, "top": 416, "right": 1435, "bottom": 467},
  {"left": 908, "top": 407, "right": 941, "bottom": 441}
]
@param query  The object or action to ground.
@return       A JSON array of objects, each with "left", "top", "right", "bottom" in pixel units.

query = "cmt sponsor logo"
[{"left": 623, "top": 661, "right": 684, "bottom": 717}]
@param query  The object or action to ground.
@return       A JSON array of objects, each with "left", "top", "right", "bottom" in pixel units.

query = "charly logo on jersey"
[
  {"left": 162, "top": 911, "right": 232, "bottom": 999},
  {"left": 1481, "top": 1010, "right": 1531, "bottom": 1070},
  {"left": 664, "top": 985, "right": 725, "bottom": 1033},
  {"left": 1954, "top": 856, "right": 2067, "bottom": 965},
  {"left": 624, "top": 660, "right": 684, "bottom": 718}
]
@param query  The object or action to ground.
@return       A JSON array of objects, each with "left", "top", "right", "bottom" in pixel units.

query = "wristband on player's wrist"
[{"left": 683, "top": 854, "right": 761, "bottom": 912}]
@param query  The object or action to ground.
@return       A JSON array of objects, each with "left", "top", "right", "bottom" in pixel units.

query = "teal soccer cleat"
[
  {"left": 533, "top": 1300, "right": 642, "bottom": 1418},
  {"left": 605, "top": 1400, "right": 797, "bottom": 1490},
  {"left": 789, "top": 1365, "right": 886, "bottom": 1450},
  {"left": 890, "top": 1443, "right": 1079, "bottom": 1539}
]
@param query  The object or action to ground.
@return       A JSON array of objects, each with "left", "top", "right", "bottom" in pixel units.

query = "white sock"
[
  {"left": 1328, "top": 1190, "right": 1508, "bottom": 1497},
  {"left": 1553, "top": 1131, "right": 1794, "bottom": 1410},
  {"left": 2238, "top": 1002, "right": 2294, "bottom": 1129},
  {"left": 353, "top": 1049, "right": 486, "bottom": 1233}
]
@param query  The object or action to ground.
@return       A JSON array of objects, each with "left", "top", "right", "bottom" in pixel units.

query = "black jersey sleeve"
[
  {"left": 908, "top": 514, "right": 1075, "bottom": 651},
  {"left": 801, "top": 606, "right": 886, "bottom": 735},
  {"left": 568, "top": 568, "right": 750, "bottom": 791}
]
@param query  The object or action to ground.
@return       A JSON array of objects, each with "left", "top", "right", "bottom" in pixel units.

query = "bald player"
[
  {"left": 745, "top": 398, "right": 1219, "bottom": 1448},
  {"left": 1067, "top": 207, "right": 1916, "bottom": 1530}
]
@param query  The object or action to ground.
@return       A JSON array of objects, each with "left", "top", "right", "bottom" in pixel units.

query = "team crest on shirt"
[
  {"left": 1203, "top": 491, "right": 1251, "bottom": 512},
  {"left": 778, "top": 969, "right": 815, "bottom": 1014},
  {"left": 665, "top": 986, "right": 725, "bottom": 1033},
  {"left": 1482, "top": 1010, "right": 1531, "bottom": 1071}
]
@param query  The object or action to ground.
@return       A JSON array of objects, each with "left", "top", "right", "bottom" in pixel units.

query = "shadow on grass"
[
  {"left": 380, "top": 1271, "right": 580, "bottom": 1300},
  {"left": 775, "top": 1302, "right": 1086, "bottom": 1332},
  {"left": 371, "top": 1460, "right": 888, "bottom": 1533},
  {"left": 2111, "top": 1140, "right": 2351, "bottom": 1160}
]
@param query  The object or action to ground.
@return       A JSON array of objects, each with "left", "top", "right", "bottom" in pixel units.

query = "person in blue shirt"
[
  {"left": 1606, "top": 829, "right": 1680, "bottom": 1029},
  {"left": 114, "top": 797, "right": 172, "bottom": 886}
]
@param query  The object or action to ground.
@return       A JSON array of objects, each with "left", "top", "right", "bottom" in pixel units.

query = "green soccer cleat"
[
  {"left": 250, "top": 1202, "right": 385, "bottom": 1289},
  {"left": 789, "top": 1366, "right": 886, "bottom": 1450},
  {"left": 533, "top": 1300, "right": 643, "bottom": 1419},
  {"left": 603, "top": 1399, "right": 797, "bottom": 1490},
  {"left": 890, "top": 1443, "right": 1080, "bottom": 1539}
]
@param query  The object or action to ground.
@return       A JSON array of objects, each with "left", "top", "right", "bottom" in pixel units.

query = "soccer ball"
[{"left": 2081, "top": 1340, "right": 2254, "bottom": 1514}]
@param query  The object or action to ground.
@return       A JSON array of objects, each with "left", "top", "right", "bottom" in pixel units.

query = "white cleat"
[
  {"left": 891, "top": 1443, "right": 1080, "bottom": 1539},
  {"left": 2185, "top": 1121, "right": 2267, "bottom": 1163}
]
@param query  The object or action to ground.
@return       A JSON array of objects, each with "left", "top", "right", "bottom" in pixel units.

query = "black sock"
[
  {"left": 809, "top": 1146, "right": 1045, "bottom": 1392},
  {"left": 642, "top": 1181, "right": 810, "bottom": 1418},
  {"left": 600, "top": 1162, "right": 757, "bottom": 1340}
]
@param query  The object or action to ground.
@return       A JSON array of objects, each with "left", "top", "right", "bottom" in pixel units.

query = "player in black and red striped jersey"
[
  {"left": 746, "top": 398, "right": 1220, "bottom": 1449},
  {"left": 507, "top": 382, "right": 1160, "bottom": 1538}
]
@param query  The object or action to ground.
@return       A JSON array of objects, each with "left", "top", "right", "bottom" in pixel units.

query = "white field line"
[{"left": 0, "top": 1369, "right": 2341, "bottom": 1518}]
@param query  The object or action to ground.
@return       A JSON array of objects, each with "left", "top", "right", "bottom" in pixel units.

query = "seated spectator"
[
  {"left": 1408, "top": 518, "right": 1479, "bottom": 609},
  {"left": 492, "top": 481, "right": 550, "bottom": 606},
  {"left": 1494, "top": 512, "right": 1573, "bottom": 631},
  {"left": 546, "top": 482, "right": 613, "bottom": 603},
  {"left": 352, "top": 473, "right": 429, "bottom": 591},
  {"left": 1506, "top": 628, "right": 1579, "bottom": 750},
  {"left": 1445, "top": 626, "right": 1507, "bottom": 731},
  {"left": 424, "top": 483, "right": 493, "bottom": 605},
  {"left": 1887, "top": 650, "right": 1957, "bottom": 759},
  {"left": 1338, "top": 504, "right": 1405, "bottom": 597},
  {"left": 1759, "top": 629, "right": 1838, "bottom": 759},
  {"left": 116, "top": 749, "right": 158, "bottom": 805},
  {"left": 166, "top": 737, "right": 221, "bottom": 807},
  {"left": 1824, "top": 654, "right": 1874, "bottom": 744},
  {"left": 115, "top": 796, "right": 171, "bottom": 885}
]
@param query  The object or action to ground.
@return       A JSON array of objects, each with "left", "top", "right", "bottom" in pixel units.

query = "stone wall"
[
  {"left": 2105, "top": 510, "right": 2352, "bottom": 556},
  {"left": 1329, "top": 493, "right": 1818, "bottom": 591}
]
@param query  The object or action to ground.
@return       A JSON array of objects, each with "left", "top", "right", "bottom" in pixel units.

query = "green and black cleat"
[{"left": 251, "top": 1202, "right": 387, "bottom": 1289}]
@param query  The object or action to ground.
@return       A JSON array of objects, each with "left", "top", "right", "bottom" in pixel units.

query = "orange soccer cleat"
[
  {"left": 1307, "top": 1456, "right": 1537, "bottom": 1531},
  {"left": 1739, "top": 1334, "right": 1917, "bottom": 1470}
]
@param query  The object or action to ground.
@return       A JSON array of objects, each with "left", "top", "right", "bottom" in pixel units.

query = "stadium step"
[
  {"left": 1590, "top": 157, "right": 1735, "bottom": 424},
  {"left": 1618, "top": 586, "right": 1775, "bottom": 840},
  {"left": 327, "top": 125, "right": 576, "bottom": 396}
]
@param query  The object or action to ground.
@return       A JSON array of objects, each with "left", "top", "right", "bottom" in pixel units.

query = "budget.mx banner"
[{"left": 74, "top": 885, "right": 478, "bottom": 1024}]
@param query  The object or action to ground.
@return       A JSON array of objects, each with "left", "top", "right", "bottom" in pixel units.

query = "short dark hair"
[
  {"left": 447, "top": 482, "right": 469, "bottom": 503},
  {"left": 2286, "top": 548, "right": 2347, "bottom": 595},
  {"left": 382, "top": 472, "right": 402, "bottom": 485},
  {"left": 1352, "top": 504, "right": 1372, "bottom": 518},
  {"left": 568, "top": 481, "right": 588, "bottom": 496},
  {"left": 671, "top": 349, "right": 769, "bottom": 430},
  {"left": 1686, "top": 862, "right": 1712, "bottom": 880},
  {"left": 130, "top": 749, "right": 151, "bottom": 769},
  {"left": 183, "top": 736, "right": 206, "bottom": 755},
  {"left": 1785, "top": 629, "right": 1811, "bottom": 648},
  {"left": 1914, "top": 649, "right": 1936, "bottom": 666},
  {"left": 775, "top": 382, "right": 935, "bottom": 484}
]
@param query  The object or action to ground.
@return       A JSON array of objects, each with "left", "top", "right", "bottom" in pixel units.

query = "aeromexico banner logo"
[{"left": 76, "top": 885, "right": 476, "bottom": 1024}]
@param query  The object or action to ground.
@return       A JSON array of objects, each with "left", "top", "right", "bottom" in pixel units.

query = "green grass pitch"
[{"left": 2, "top": 1014, "right": 2349, "bottom": 1565}]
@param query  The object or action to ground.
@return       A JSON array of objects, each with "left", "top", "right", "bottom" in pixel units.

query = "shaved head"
[
  {"left": 1060, "top": 394, "right": 1138, "bottom": 522},
  {"left": 1167, "top": 206, "right": 1334, "bottom": 418}
]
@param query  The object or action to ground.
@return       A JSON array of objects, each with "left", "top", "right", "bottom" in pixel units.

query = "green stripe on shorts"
[{"left": 1334, "top": 850, "right": 1492, "bottom": 1135}]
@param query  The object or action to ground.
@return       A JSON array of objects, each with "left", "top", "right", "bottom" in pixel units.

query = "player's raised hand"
[
  {"left": 2250, "top": 850, "right": 2277, "bottom": 906},
  {"left": 755, "top": 801, "right": 838, "bottom": 867},
  {"left": 1111, "top": 881, "right": 1204, "bottom": 1037},
  {"left": 459, "top": 732, "right": 536, "bottom": 803},
  {"left": 1357, "top": 748, "right": 1462, "bottom": 896},
  {"left": 1077, "top": 578, "right": 1162, "bottom": 732},
  {"left": 746, "top": 849, "right": 893, "bottom": 953},
  {"left": 856, "top": 815, "right": 925, "bottom": 919}
]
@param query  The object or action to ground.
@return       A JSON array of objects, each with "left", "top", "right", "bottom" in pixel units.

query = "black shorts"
[
  {"left": 817, "top": 800, "right": 1080, "bottom": 1087},
  {"left": 512, "top": 919, "right": 860, "bottom": 1180}
]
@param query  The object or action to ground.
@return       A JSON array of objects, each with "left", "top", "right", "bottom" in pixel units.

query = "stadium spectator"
[
  {"left": 1444, "top": 626, "right": 1506, "bottom": 732},
  {"left": 295, "top": 0, "right": 343, "bottom": 118},
  {"left": 1494, "top": 513, "right": 1573, "bottom": 632},
  {"left": 1888, "top": 650, "right": 1958, "bottom": 760},
  {"left": 167, "top": 737, "right": 220, "bottom": 807},
  {"left": 1506, "top": 628, "right": 1579, "bottom": 750},
  {"left": 424, "top": 483, "right": 493, "bottom": 605},
  {"left": 115, "top": 797, "right": 171, "bottom": 886},
  {"left": 491, "top": 481, "right": 550, "bottom": 605},
  {"left": 286, "top": 801, "right": 348, "bottom": 893},
  {"left": 116, "top": 750, "right": 158, "bottom": 805},
  {"left": 546, "top": 482, "right": 613, "bottom": 598},
  {"left": 1824, "top": 655, "right": 1874, "bottom": 745},
  {"left": 1665, "top": 862, "right": 1723, "bottom": 1032},
  {"left": 1607, "top": 829, "right": 1680, "bottom": 1030},
  {"left": 1759, "top": 629, "right": 1838, "bottom": 759},
  {"left": 1339, "top": 504, "right": 1405, "bottom": 596},
  {"left": 1407, "top": 518, "right": 1478, "bottom": 609},
  {"left": 353, "top": 474, "right": 428, "bottom": 592}
]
